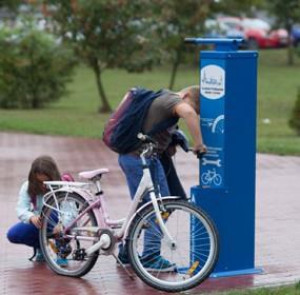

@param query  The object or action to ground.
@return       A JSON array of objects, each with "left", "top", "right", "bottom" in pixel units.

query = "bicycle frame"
[{"left": 42, "top": 148, "right": 177, "bottom": 256}]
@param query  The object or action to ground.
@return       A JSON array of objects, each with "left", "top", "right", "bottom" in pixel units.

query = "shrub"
[
  {"left": 289, "top": 87, "right": 300, "bottom": 135},
  {"left": 0, "top": 19, "right": 76, "bottom": 109}
]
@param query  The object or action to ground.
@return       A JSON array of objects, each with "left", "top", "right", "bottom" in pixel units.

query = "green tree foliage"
[
  {"left": 211, "top": 0, "right": 265, "bottom": 16},
  {"left": 0, "top": 18, "right": 76, "bottom": 109},
  {"left": 156, "top": 0, "right": 264, "bottom": 89},
  {"left": 157, "top": 0, "right": 263, "bottom": 89},
  {"left": 267, "top": 0, "right": 300, "bottom": 27},
  {"left": 50, "top": 0, "right": 161, "bottom": 113},
  {"left": 156, "top": 0, "right": 211, "bottom": 89},
  {"left": 0, "top": 0, "right": 21, "bottom": 10},
  {"left": 289, "top": 87, "right": 300, "bottom": 135}
]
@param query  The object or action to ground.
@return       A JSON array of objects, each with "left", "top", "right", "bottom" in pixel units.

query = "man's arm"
[{"left": 173, "top": 102, "right": 207, "bottom": 153}]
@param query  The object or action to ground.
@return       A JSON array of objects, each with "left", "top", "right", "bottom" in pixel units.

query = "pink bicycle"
[{"left": 39, "top": 134, "right": 219, "bottom": 292}]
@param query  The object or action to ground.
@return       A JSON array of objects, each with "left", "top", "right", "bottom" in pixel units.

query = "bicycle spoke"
[{"left": 39, "top": 192, "right": 99, "bottom": 277}]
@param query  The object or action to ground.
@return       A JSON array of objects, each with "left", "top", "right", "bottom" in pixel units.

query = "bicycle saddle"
[{"left": 79, "top": 168, "right": 109, "bottom": 180}]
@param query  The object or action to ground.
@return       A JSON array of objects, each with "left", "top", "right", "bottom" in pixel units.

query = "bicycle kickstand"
[{"left": 113, "top": 253, "right": 135, "bottom": 280}]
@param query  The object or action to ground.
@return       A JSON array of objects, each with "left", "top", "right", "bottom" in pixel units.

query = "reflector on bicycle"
[
  {"left": 187, "top": 261, "right": 200, "bottom": 276},
  {"left": 155, "top": 211, "right": 170, "bottom": 223}
]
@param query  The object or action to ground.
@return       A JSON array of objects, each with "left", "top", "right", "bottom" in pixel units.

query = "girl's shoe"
[
  {"left": 56, "top": 256, "right": 68, "bottom": 267},
  {"left": 117, "top": 251, "right": 130, "bottom": 267},
  {"left": 35, "top": 249, "right": 45, "bottom": 262}
]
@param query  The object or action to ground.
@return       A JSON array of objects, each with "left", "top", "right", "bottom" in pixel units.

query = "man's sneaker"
[
  {"left": 35, "top": 249, "right": 45, "bottom": 262},
  {"left": 56, "top": 256, "right": 68, "bottom": 267},
  {"left": 141, "top": 255, "right": 176, "bottom": 272},
  {"left": 117, "top": 243, "right": 131, "bottom": 267}
]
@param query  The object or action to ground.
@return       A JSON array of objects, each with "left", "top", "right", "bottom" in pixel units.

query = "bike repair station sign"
[{"left": 200, "top": 63, "right": 225, "bottom": 189}]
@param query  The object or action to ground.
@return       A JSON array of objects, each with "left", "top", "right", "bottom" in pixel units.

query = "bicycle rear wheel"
[
  {"left": 39, "top": 192, "right": 99, "bottom": 277},
  {"left": 127, "top": 199, "right": 219, "bottom": 292}
]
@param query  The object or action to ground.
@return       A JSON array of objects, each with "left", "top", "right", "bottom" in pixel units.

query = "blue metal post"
[{"left": 186, "top": 38, "right": 262, "bottom": 277}]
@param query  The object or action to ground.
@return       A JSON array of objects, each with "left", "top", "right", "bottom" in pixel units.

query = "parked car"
[
  {"left": 242, "top": 18, "right": 288, "bottom": 48},
  {"left": 217, "top": 16, "right": 288, "bottom": 49}
]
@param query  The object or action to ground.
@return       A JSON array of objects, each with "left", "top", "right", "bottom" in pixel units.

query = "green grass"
[
  {"left": 0, "top": 64, "right": 199, "bottom": 138},
  {"left": 257, "top": 49, "right": 300, "bottom": 155},
  {"left": 219, "top": 282, "right": 300, "bottom": 295},
  {"left": 0, "top": 49, "right": 300, "bottom": 155}
]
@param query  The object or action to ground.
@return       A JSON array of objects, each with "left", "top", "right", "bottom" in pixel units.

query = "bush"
[
  {"left": 289, "top": 87, "right": 300, "bottom": 135},
  {"left": 0, "top": 19, "right": 76, "bottom": 109}
]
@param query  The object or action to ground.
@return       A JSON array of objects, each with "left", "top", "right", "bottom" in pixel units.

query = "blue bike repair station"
[{"left": 186, "top": 38, "right": 263, "bottom": 277}]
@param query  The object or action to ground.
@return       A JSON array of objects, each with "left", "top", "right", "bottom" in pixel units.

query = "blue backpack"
[{"left": 102, "top": 87, "right": 178, "bottom": 154}]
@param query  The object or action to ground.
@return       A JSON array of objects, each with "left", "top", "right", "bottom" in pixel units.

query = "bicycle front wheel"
[
  {"left": 127, "top": 200, "right": 219, "bottom": 292},
  {"left": 39, "top": 192, "right": 99, "bottom": 277}
]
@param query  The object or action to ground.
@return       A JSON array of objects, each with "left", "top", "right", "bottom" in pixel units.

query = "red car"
[{"left": 217, "top": 17, "right": 288, "bottom": 49}]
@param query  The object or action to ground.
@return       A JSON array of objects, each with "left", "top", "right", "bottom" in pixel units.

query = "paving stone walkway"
[{"left": 0, "top": 132, "right": 300, "bottom": 294}]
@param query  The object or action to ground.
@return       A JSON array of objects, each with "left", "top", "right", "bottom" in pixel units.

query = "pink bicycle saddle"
[{"left": 79, "top": 168, "right": 109, "bottom": 180}]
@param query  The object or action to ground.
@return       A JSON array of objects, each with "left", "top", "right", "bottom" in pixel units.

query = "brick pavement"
[{"left": 0, "top": 131, "right": 300, "bottom": 295}]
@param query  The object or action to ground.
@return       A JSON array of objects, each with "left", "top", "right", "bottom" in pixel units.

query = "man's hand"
[
  {"left": 166, "top": 145, "right": 177, "bottom": 157},
  {"left": 53, "top": 224, "right": 63, "bottom": 235},
  {"left": 194, "top": 143, "right": 207, "bottom": 154},
  {"left": 30, "top": 215, "right": 42, "bottom": 229}
]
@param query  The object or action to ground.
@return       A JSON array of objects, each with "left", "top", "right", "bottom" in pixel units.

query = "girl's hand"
[
  {"left": 30, "top": 215, "right": 42, "bottom": 229},
  {"left": 53, "top": 224, "right": 63, "bottom": 235}
]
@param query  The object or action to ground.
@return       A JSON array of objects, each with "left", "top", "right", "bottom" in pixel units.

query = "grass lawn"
[
  {"left": 0, "top": 49, "right": 300, "bottom": 155},
  {"left": 257, "top": 49, "right": 300, "bottom": 155},
  {"left": 221, "top": 282, "right": 300, "bottom": 295}
]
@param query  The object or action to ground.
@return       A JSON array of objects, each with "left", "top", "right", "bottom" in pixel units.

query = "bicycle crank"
[{"left": 85, "top": 229, "right": 116, "bottom": 255}]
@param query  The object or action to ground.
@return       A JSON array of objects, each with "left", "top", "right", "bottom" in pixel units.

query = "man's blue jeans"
[{"left": 119, "top": 154, "right": 170, "bottom": 257}]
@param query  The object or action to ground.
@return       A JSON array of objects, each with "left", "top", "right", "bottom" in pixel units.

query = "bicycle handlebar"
[
  {"left": 137, "top": 133, "right": 206, "bottom": 159},
  {"left": 137, "top": 133, "right": 156, "bottom": 144},
  {"left": 137, "top": 133, "right": 158, "bottom": 159},
  {"left": 188, "top": 148, "right": 206, "bottom": 159}
]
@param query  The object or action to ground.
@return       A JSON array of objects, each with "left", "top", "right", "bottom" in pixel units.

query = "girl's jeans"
[
  {"left": 7, "top": 222, "right": 40, "bottom": 249},
  {"left": 7, "top": 212, "right": 58, "bottom": 250},
  {"left": 119, "top": 154, "right": 170, "bottom": 257}
]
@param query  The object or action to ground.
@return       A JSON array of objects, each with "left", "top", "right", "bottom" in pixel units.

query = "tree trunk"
[
  {"left": 169, "top": 48, "right": 182, "bottom": 90},
  {"left": 286, "top": 22, "right": 294, "bottom": 66},
  {"left": 91, "top": 58, "right": 112, "bottom": 113},
  {"left": 287, "top": 42, "right": 294, "bottom": 66}
]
